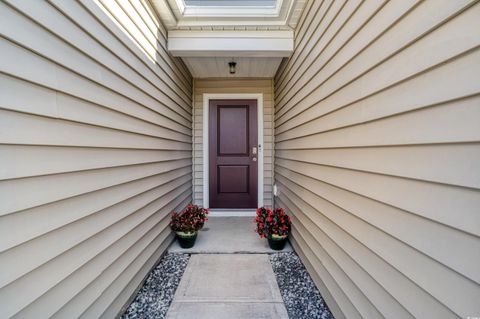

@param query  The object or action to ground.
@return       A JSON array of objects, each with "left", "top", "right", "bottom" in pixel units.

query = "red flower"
[
  {"left": 254, "top": 207, "right": 291, "bottom": 238},
  {"left": 170, "top": 204, "right": 209, "bottom": 233}
]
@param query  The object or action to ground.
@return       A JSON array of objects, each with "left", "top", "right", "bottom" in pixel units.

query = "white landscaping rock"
[
  {"left": 270, "top": 252, "right": 334, "bottom": 319},
  {"left": 121, "top": 253, "right": 190, "bottom": 319}
]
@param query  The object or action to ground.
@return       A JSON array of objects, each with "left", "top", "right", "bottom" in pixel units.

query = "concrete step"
[{"left": 168, "top": 217, "right": 292, "bottom": 254}]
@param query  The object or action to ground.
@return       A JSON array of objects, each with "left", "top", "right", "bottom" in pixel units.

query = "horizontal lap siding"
[
  {"left": 274, "top": 1, "right": 480, "bottom": 319},
  {"left": 0, "top": 0, "right": 192, "bottom": 318},
  {"left": 193, "top": 79, "right": 274, "bottom": 208}
]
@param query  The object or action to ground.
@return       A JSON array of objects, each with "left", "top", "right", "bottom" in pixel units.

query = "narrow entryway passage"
[
  {"left": 122, "top": 217, "right": 333, "bottom": 319},
  {"left": 166, "top": 217, "right": 289, "bottom": 318}
]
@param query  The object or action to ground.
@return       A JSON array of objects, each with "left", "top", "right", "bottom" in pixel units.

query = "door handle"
[{"left": 252, "top": 147, "right": 257, "bottom": 155}]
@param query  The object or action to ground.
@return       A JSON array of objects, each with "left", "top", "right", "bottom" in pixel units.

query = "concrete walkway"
[{"left": 166, "top": 217, "right": 290, "bottom": 318}]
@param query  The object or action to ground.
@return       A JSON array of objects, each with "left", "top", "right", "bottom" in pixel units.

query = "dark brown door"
[{"left": 209, "top": 99, "right": 258, "bottom": 208}]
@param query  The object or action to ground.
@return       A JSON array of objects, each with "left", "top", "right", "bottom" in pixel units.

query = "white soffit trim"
[
  {"left": 150, "top": 0, "right": 177, "bottom": 28},
  {"left": 168, "top": 30, "right": 293, "bottom": 57}
]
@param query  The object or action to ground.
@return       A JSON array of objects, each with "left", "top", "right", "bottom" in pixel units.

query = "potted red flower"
[
  {"left": 170, "top": 204, "right": 208, "bottom": 248},
  {"left": 254, "top": 207, "right": 291, "bottom": 250}
]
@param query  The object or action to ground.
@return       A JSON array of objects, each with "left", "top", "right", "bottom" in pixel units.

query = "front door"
[{"left": 209, "top": 99, "right": 258, "bottom": 208}]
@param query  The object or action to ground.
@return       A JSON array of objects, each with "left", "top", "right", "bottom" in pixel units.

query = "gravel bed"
[
  {"left": 121, "top": 253, "right": 190, "bottom": 319},
  {"left": 270, "top": 252, "right": 334, "bottom": 319}
]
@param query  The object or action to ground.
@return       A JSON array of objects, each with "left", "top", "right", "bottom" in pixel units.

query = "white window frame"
[{"left": 203, "top": 93, "right": 264, "bottom": 214}]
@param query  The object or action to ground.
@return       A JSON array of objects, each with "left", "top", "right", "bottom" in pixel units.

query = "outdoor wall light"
[{"left": 228, "top": 61, "right": 237, "bottom": 74}]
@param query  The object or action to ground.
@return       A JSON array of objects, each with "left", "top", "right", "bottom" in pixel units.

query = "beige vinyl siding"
[
  {"left": 274, "top": 1, "right": 480, "bottom": 319},
  {"left": 193, "top": 78, "right": 274, "bottom": 208},
  {"left": 0, "top": 0, "right": 192, "bottom": 318}
]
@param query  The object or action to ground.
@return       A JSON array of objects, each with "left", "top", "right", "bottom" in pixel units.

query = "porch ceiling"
[{"left": 182, "top": 56, "right": 283, "bottom": 78}]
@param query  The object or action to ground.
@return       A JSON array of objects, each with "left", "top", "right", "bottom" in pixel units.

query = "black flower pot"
[
  {"left": 268, "top": 235, "right": 288, "bottom": 251},
  {"left": 176, "top": 231, "right": 197, "bottom": 248}
]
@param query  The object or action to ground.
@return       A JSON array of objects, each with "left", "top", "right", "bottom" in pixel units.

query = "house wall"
[
  {"left": 193, "top": 78, "right": 274, "bottom": 208},
  {"left": 0, "top": 1, "right": 192, "bottom": 318},
  {"left": 274, "top": 1, "right": 480, "bottom": 319}
]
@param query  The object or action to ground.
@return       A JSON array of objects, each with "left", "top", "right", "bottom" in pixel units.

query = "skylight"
[
  {"left": 176, "top": 0, "right": 282, "bottom": 17},
  {"left": 184, "top": 0, "right": 277, "bottom": 7},
  {"left": 154, "top": 0, "right": 305, "bottom": 29}
]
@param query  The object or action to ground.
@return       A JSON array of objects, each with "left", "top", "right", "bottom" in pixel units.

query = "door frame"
[{"left": 203, "top": 93, "right": 264, "bottom": 213}]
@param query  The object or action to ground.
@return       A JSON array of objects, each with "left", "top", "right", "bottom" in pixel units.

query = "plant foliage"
[
  {"left": 254, "top": 207, "right": 291, "bottom": 238},
  {"left": 170, "top": 204, "right": 209, "bottom": 233}
]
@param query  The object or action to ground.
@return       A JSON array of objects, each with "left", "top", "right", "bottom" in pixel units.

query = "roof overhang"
[
  {"left": 150, "top": 0, "right": 306, "bottom": 30},
  {"left": 168, "top": 30, "right": 293, "bottom": 57}
]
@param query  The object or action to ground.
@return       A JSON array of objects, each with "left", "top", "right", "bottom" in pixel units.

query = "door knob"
[{"left": 252, "top": 157, "right": 257, "bottom": 162}]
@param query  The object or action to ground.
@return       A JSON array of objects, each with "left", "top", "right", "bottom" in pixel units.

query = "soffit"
[{"left": 183, "top": 56, "right": 283, "bottom": 78}]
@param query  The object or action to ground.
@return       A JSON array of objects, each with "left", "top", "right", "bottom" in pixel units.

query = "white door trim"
[{"left": 203, "top": 93, "right": 264, "bottom": 211}]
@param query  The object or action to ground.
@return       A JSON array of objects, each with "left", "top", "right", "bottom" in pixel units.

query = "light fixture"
[{"left": 228, "top": 61, "right": 236, "bottom": 74}]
